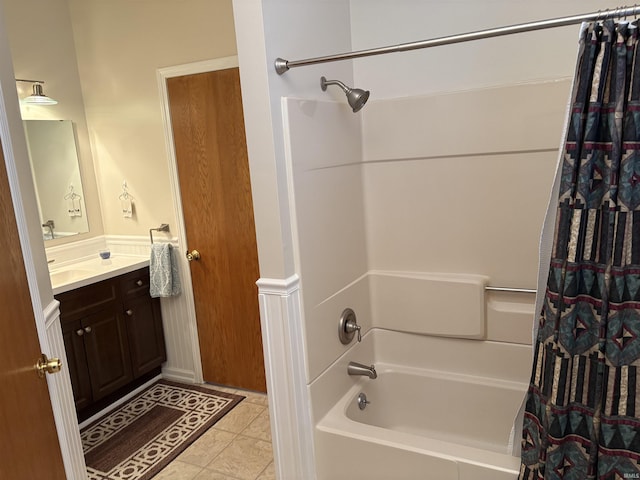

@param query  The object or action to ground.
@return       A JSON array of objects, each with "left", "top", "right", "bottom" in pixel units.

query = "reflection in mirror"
[{"left": 24, "top": 120, "right": 89, "bottom": 240}]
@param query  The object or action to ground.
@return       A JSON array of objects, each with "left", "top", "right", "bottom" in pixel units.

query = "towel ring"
[{"left": 149, "top": 223, "right": 170, "bottom": 244}]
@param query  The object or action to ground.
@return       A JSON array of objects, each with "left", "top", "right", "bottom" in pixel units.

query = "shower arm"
[{"left": 275, "top": 5, "right": 640, "bottom": 75}]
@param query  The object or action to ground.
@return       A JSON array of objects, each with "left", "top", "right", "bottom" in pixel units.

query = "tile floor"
[{"left": 154, "top": 384, "right": 274, "bottom": 480}]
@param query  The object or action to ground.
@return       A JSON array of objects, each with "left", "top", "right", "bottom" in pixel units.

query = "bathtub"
[{"left": 312, "top": 329, "right": 531, "bottom": 480}]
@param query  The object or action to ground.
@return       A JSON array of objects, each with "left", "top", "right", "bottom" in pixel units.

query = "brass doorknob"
[
  {"left": 36, "top": 354, "right": 62, "bottom": 378},
  {"left": 186, "top": 249, "right": 201, "bottom": 261}
]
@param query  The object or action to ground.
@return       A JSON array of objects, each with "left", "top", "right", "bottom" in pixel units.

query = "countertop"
[{"left": 50, "top": 255, "right": 150, "bottom": 295}]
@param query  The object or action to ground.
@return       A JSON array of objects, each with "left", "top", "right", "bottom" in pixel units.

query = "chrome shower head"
[{"left": 320, "top": 76, "right": 370, "bottom": 113}]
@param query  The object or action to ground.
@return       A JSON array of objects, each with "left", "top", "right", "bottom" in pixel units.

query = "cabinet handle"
[
  {"left": 84, "top": 326, "right": 92, "bottom": 334},
  {"left": 136, "top": 280, "right": 143, "bottom": 286},
  {"left": 76, "top": 329, "right": 84, "bottom": 336},
  {"left": 126, "top": 309, "right": 133, "bottom": 316}
]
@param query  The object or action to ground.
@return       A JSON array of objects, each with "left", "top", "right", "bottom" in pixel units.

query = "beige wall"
[
  {"left": 3, "top": 0, "right": 104, "bottom": 243},
  {"left": 3, "top": 0, "right": 239, "bottom": 242},
  {"left": 67, "top": 0, "right": 237, "bottom": 236}
]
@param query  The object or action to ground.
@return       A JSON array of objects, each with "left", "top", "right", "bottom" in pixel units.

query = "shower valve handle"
[
  {"left": 339, "top": 308, "right": 362, "bottom": 344},
  {"left": 346, "top": 320, "right": 362, "bottom": 342}
]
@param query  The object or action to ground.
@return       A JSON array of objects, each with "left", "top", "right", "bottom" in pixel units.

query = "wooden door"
[
  {"left": 167, "top": 68, "right": 266, "bottom": 392},
  {"left": 0, "top": 143, "right": 66, "bottom": 478}
]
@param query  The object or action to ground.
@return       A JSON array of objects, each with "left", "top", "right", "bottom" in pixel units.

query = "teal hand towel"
[{"left": 150, "top": 243, "right": 181, "bottom": 298}]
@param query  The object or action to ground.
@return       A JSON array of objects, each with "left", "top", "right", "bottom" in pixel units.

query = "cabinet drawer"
[
  {"left": 56, "top": 279, "right": 118, "bottom": 324},
  {"left": 120, "top": 269, "right": 151, "bottom": 298}
]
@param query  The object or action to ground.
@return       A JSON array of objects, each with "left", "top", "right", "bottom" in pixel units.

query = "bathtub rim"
[{"left": 317, "top": 370, "right": 523, "bottom": 475}]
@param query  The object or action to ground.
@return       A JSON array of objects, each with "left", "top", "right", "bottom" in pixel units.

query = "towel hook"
[
  {"left": 64, "top": 185, "right": 79, "bottom": 200},
  {"left": 119, "top": 181, "right": 134, "bottom": 200}
]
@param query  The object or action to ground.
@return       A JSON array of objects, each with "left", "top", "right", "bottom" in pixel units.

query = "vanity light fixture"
[{"left": 16, "top": 79, "right": 58, "bottom": 105}]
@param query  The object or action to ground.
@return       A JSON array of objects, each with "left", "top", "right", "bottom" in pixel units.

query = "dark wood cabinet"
[
  {"left": 82, "top": 306, "right": 134, "bottom": 401},
  {"left": 119, "top": 269, "right": 166, "bottom": 378},
  {"left": 62, "top": 320, "right": 92, "bottom": 412},
  {"left": 56, "top": 267, "right": 166, "bottom": 416}
]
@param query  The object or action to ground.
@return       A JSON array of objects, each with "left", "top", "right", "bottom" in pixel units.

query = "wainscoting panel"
[
  {"left": 105, "top": 235, "right": 200, "bottom": 384},
  {"left": 44, "top": 299, "right": 87, "bottom": 479},
  {"left": 257, "top": 275, "right": 316, "bottom": 480}
]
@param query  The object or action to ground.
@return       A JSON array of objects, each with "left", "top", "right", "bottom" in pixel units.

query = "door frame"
[
  {"left": 157, "top": 58, "right": 315, "bottom": 478},
  {"left": 156, "top": 57, "right": 244, "bottom": 386},
  {"left": 0, "top": 15, "right": 86, "bottom": 479}
]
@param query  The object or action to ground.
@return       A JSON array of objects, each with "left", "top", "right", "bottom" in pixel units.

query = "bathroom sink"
[
  {"left": 49, "top": 269, "right": 97, "bottom": 286},
  {"left": 48, "top": 255, "right": 150, "bottom": 295}
]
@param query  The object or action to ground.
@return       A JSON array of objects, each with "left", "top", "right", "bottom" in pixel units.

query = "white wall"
[
  {"left": 350, "top": 1, "right": 624, "bottom": 344},
  {"left": 284, "top": 98, "right": 371, "bottom": 382},
  {"left": 232, "top": 1, "right": 357, "bottom": 475},
  {"left": 363, "top": 81, "right": 568, "bottom": 288},
  {"left": 350, "top": 0, "right": 622, "bottom": 98},
  {"left": 234, "top": 0, "right": 354, "bottom": 278}
]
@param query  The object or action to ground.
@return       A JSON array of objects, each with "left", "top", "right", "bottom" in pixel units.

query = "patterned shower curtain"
[{"left": 520, "top": 20, "right": 640, "bottom": 479}]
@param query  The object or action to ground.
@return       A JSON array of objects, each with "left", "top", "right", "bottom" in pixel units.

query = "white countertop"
[{"left": 50, "top": 254, "right": 150, "bottom": 295}]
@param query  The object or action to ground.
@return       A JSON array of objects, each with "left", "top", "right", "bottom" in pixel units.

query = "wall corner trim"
[
  {"left": 257, "top": 274, "right": 316, "bottom": 480},
  {"left": 256, "top": 274, "right": 300, "bottom": 295}
]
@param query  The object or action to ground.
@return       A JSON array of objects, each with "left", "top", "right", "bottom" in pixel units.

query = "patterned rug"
[{"left": 81, "top": 379, "right": 244, "bottom": 480}]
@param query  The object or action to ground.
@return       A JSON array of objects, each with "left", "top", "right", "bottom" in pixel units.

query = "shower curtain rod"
[{"left": 274, "top": 5, "right": 640, "bottom": 75}]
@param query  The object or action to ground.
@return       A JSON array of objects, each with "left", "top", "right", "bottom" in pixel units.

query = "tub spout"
[{"left": 348, "top": 361, "right": 377, "bottom": 379}]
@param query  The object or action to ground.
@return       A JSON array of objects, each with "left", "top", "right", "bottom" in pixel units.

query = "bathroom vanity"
[{"left": 55, "top": 266, "right": 166, "bottom": 420}]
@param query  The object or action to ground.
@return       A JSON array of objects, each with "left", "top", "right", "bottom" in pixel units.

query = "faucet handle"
[
  {"left": 339, "top": 308, "right": 362, "bottom": 344},
  {"left": 346, "top": 321, "right": 362, "bottom": 342}
]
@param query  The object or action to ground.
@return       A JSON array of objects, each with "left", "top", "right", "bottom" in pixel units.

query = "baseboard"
[{"left": 162, "top": 367, "right": 197, "bottom": 384}]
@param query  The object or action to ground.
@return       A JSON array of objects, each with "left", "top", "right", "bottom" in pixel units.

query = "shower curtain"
[{"left": 520, "top": 20, "right": 640, "bottom": 479}]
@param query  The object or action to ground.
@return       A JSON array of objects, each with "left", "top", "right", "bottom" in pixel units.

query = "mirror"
[{"left": 23, "top": 120, "right": 89, "bottom": 240}]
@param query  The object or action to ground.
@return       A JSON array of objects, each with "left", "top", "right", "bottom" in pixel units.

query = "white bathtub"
[{"left": 312, "top": 329, "right": 531, "bottom": 480}]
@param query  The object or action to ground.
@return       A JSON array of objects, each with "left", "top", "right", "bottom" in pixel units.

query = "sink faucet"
[
  {"left": 347, "top": 361, "right": 377, "bottom": 379},
  {"left": 42, "top": 219, "right": 55, "bottom": 239}
]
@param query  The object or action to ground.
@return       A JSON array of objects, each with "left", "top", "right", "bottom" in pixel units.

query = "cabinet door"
[
  {"left": 124, "top": 295, "right": 167, "bottom": 378},
  {"left": 82, "top": 307, "right": 133, "bottom": 402},
  {"left": 61, "top": 320, "right": 93, "bottom": 411}
]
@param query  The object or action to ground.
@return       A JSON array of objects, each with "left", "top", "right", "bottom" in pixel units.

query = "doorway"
[{"left": 162, "top": 59, "right": 266, "bottom": 393}]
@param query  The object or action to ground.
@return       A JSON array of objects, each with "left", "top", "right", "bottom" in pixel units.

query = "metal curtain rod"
[
  {"left": 485, "top": 286, "right": 537, "bottom": 294},
  {"left": 275, "top": 5, "right": 640, "bottom": 75}
]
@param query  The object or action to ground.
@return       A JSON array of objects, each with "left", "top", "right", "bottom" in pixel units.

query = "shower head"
[{"left": 320, "top": 76, "right": 370, "bottom": 113}]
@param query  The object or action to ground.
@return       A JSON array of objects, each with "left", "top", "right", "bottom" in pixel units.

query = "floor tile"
[
  {"left": 213, "top": 402, "right": 265, "bottom": 434},
  {"left": 154, "top": 460, "right": 203, "bottom": 480},
  {"left": 194, "top": 468, "right": 240, "bottom": 480},
  {"left": 207, "top": 435, "right": 273, "bottom": 480},
  {"left": 242, "top": 408, "right": 271, "bottom": 442},
  {"left": 124, "top": 382, "right": 272, "bottom": 480},
  {"left": 203, "top": 383, "right": 268, "bottom": 408},
  {"left": 256, "top": 461, "right": 276, "bottom": 480},
  {"left": 237, "top": 390, "right": 269, "bottom": 407},
  {"left": 177, "top": 427, "right": 237, "bottom": 467}
]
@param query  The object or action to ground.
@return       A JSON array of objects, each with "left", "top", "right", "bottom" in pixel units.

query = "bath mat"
[{"left": 81, "top": 379, "right": 244, "bottom": 480}]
